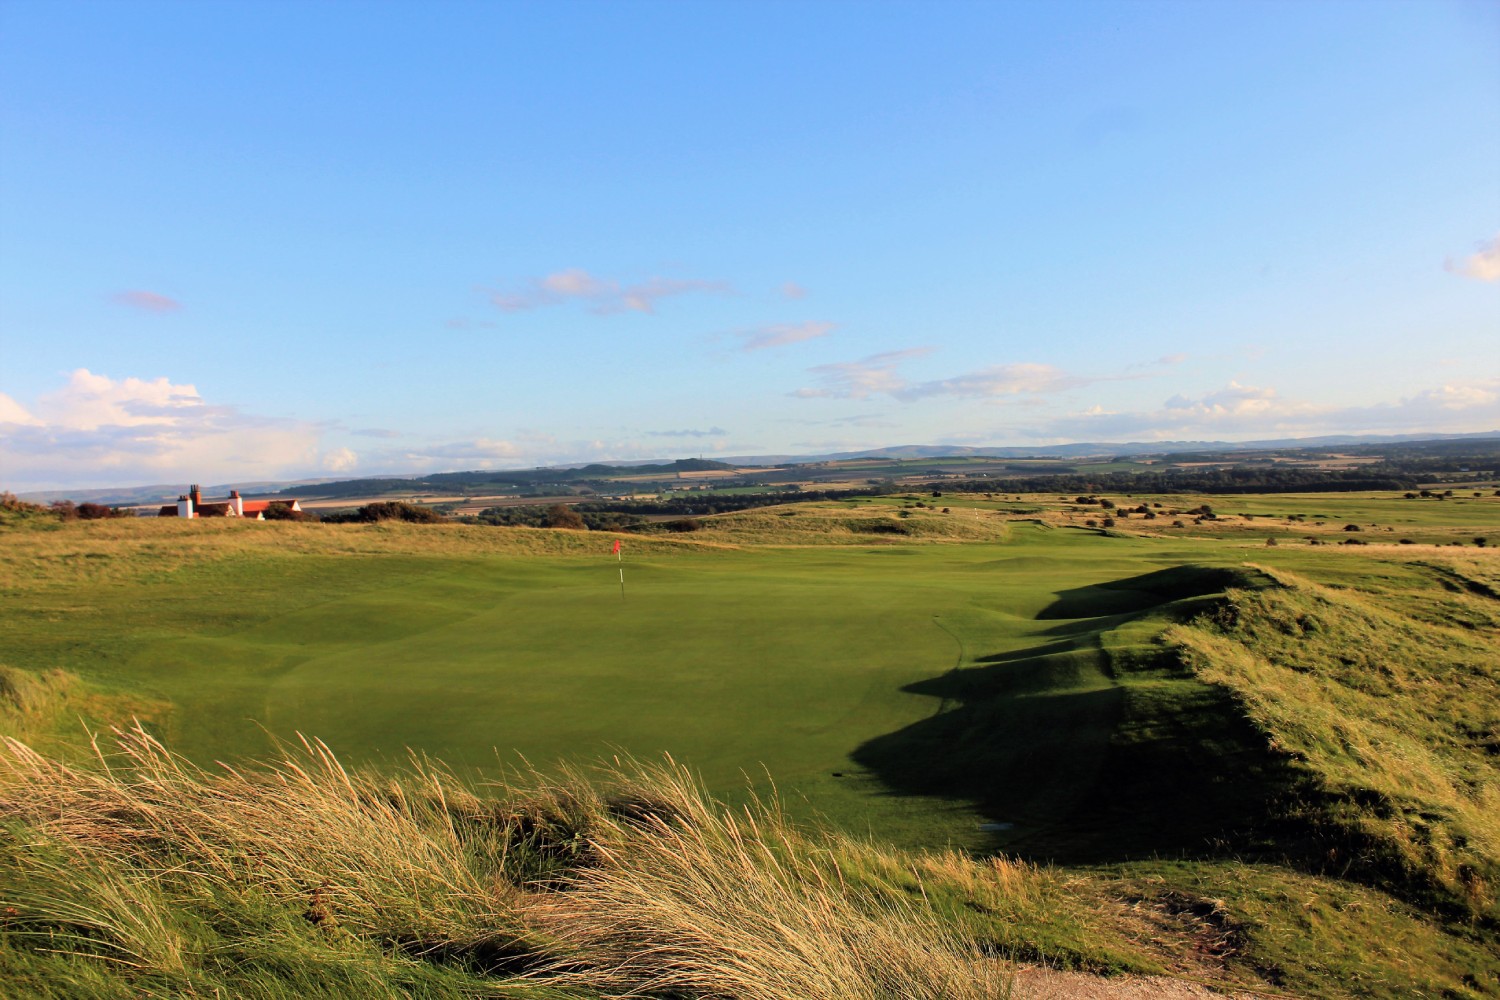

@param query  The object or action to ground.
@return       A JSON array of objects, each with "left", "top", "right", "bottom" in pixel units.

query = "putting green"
[{"left": 2, "top": 519, "right": 1252, "bottom": 847}]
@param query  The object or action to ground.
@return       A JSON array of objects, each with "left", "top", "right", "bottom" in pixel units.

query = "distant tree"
[
  {"left": 1343, "top": 524, "right": 1362, "bottom": 532},
  {"left": 1100, "top": 517, "right": 1116, "bottom": 528},
  {"left": 543, "top": 504, "right": 586, "bottom": 530},
  {"left": 49, "top": 500, "right": 78, "bottom": 521}
]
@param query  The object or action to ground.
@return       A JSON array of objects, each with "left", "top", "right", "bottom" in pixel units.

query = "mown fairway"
[
  {"left": 3, "top": 493, "right": 1496, "bottom": 852},
  {"left": 3, "top": 512, "right": 1274, "bottom": 847}
]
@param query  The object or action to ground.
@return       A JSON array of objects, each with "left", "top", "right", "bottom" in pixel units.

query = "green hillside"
[{"left": 2, "top": 495, "right": 1498, "bottom": 997}]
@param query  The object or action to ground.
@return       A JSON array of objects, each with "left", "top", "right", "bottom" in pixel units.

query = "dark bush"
[
  {"left": 324, "top": 501, "right": 444, "bottom": 524},
  {"left": 263, "top": 504, "right": 315, "bottom": 522},
  {"left": 543, "top": 504, "right": 587, "bottom": 530}
]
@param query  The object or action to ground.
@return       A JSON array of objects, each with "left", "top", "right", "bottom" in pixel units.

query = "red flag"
[{"left": 611, "top": 539, "right": 621, "bottom": 555}]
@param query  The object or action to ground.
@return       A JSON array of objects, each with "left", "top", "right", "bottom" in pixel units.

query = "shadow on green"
[{"left": 853, "top": 565, "right": 1310, "bottom": 865}]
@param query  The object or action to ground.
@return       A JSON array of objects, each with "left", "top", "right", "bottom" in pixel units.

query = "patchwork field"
[{"left": 3, "top": 491, "right": 1498, "bottom": 997}]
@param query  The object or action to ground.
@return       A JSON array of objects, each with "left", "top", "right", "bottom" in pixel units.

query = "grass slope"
[{"left": 3, "top": 498, "right": 1498, "bottom": 997}]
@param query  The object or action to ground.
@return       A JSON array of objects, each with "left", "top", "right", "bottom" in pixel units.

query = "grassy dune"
[
  {"left": 3, "top": 497, "right": 1499, "bottom": 997},
  {"left": 0, "top": 728, "right": 1006, "bottom": 999},
  {"left": 1169, "top": 563, "right": 1500, "bottom": 920}
]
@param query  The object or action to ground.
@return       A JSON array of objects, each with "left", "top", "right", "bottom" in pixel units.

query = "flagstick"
[{"left": 619, "top": 566, "right": 625, "bottom": 598}]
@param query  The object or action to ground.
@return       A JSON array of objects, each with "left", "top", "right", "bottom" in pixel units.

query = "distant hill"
[{"left": 17, "top": 432, "right": 1497, "bottom": 505}]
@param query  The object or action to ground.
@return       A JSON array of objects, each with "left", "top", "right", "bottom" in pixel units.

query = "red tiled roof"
[{"left": 240, "top": 499, "right": 298, "bottom": 513}]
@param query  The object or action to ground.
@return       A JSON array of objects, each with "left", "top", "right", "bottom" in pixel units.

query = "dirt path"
[{"left": 1014, "top": 969, "right": 1297, "bottom": 1000}]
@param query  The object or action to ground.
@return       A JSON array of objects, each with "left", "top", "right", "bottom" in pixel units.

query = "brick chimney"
[{"left": 229, "top": 489, "right": 244, "bottom": 517}]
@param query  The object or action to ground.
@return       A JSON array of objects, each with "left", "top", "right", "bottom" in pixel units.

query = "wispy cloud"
[
  {"left": 646, "top": 427, "right": 727, "bottom": 438},
  {"left": 793, "top": 351, "right": 1089, "bottom": 402},
  {"left": 777, "top": 412, "right": 899, "bottom": 430},
  {"left": 781, "top": 281, "right": 808, "bottom": 300},
  {"left": 1030, "top": 378, "right": 1500, "bottom": 441},
  {"left": 401, "top": 438, "right": 524, "bottom": 462},
  {"left": 112, "top": 290, "right": 182, "bottom": 313},
  {"left": 1445, "top": 233, "right": 1500, "bottom": 282},
  {"left": 488, "top": 268, "right": 731, "bottom": 315},
  {"left": 896, "top": 363, "right": 1086, "bottom": 401},
  {"left": 353, "top": 428, "right": 402, "bottom": 439},
  {"left": 737, "top": 321, "right": 834, "bottom": 352},
  {"left": 793, "top": 348, "right": 933, "bottom": 400}
]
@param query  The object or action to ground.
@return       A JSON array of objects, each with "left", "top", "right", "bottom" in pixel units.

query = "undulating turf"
[{"left": 3, "top": 495, "right": 1498, "bottom": 997}]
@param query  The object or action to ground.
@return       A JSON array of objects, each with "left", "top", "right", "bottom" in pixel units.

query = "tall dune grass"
[
  {"left": 0, "top": 727, "right": 1008, "bottom": 997},
  {"left": 521, "top": 757, "right": 1009, "bottom": 999}
]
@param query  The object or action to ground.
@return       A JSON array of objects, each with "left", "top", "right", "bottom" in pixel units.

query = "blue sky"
[{"left": 1, "top": 0, "right": 1497, "bottom": 492}]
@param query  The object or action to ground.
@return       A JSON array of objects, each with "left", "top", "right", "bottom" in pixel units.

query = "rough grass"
[
  {"left": 698, "top": 503, "right": 1012, "bottom": 545},
  {"left": 0, "top": 517, "right": 718, "bottom": 593},
  {"left": 0, "top": 728, "right": 1009, "bottom": 999},
  {"left": 0, "top": 664, "right": 168, "bottom": 756},
  {"left": 4, "top": 504, "right": 1500, "bottom": 997},
  {"left": 1166, "top": 563, "right": 1500, "bottom": 921}
]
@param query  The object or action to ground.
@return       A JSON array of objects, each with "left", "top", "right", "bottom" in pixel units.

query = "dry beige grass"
[
  {"left": 1, "top": 730, "right": 1009, "bottom": 998},
  {"left": 700, "top": 503, "right": 1012, "bottom": 546},
  {"left": 521, "top": 757, "right": 1009, "bottom": 999},
  {"left": 0, "top": 517, "right": 719, "bottom": 591},
  {"left": 0, "top": 726, "right": 526, "bottom": 960}
]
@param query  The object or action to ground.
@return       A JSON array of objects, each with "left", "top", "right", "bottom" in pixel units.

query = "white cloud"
[
  {"left": 489, "top": 269, "right": 731, "bottom": 315},
  {"left": 34, "top": 369, "right": 206, "bottom": 430},
  {"left": 1445, "top": 234, "right": 1500, "bottom": 282},
  {"left": 782, "top": 281, "right": 808, "bottom": 299},
  {"left": 0, "top": 392, "right": 41, "bottom": 426},
  {"left": 321, "top": 447, "right": 359, "bottom": 472},
  {"left": 1405, "top": 382, "right": 1499, "bottom": 410},
  {"left": 737, "top": 321, "right": 834, "bottom": 352},
  {"left": 0, "top": 369, "right": 319, "bottom": 492}
]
